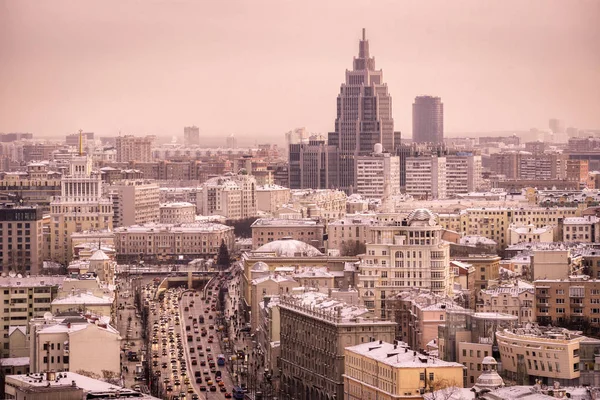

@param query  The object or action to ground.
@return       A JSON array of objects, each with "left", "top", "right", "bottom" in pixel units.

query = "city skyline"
[{"left": 1, "top": 0, "right": 599, "bottom": 144}]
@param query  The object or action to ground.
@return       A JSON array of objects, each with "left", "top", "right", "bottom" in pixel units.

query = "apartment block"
[
  {"left": 477, "top": 281, "right": 535, "bottom": 324},
  {"left": 327, "top": 214, "right": 376, "bottom": 255},
  {"left": 115, "top": 135, "right": 153, "bottom": 162},
  {"left": 108, "top": 179, "right": 160, "bottom": 227},
  {"left": 358, "top": 209, "right": 453, "bottom": 318},
  {"left": 535, "top": 276, "right": 600, "bottom": 328},
  {"left": 508, "top": 224, "right": 554, "bottom": 245},
  {"left": 256, "top": 184, "right": 291, "bottom": 214},
  {"left": 183, "top": 126, "right": 200, "bottom": 147},
  {"left": 0, "top": 163, "right": 62, "bottom": 212},
  {"left": 563, "top": 216, "right": 600, "bottom": 243},
  {"left": 159, "top": 202, "right": 196, "bottom": 224},
  {"left": 566, "top": 159, "right": 589, "bottom": 185},
  {"left": 454, "top": 254, "right": 500, "bottom": 292},
  {"left": 445, "top": 152, "right": 483, "bottom": 196},
  {"left": 279, "top": 291, "right": 396, "bottom": 400},
  {"left": 405, "top": 155, "right": 447, "bottom": 200},
  {"left": 0, "top": 276, "right": 64, "bottom": 357},
  {"left": 197, "top": 173, "right": 257, "bottom": 220},
  {"left": 344, "top": 341, "right": 465, "bottom": 400},
  {"left": 355, "top": 151, "right": 400, "bottom": 200},
  {"left": 290, "top": 189, "right": 347, "bottom": 221},
  {"left": 0, "top": 204, "right": 44, "bottom": 274}
]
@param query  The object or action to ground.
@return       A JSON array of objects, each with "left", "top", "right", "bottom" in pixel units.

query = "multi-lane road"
[{"left": 144, "top": 275, "right": 235, "bottom": 399}]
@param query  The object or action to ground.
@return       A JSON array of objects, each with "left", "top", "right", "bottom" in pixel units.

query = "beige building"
[
  {"left": 496, "top": 326, "right": 593, "bottom": 386},
  {"left": 114, "top": 222, "right": 234, "bottom": 263},
  {"left": 249, "top": 275, "right": 298, "bottom": 331},
  {"left": 438, "top": 207, "right": 580, "bottom": 249},
  {"left": 477, "top": 281, "right": 535, "bottom": 324},
  {"left": 345, "top": 341, "right": 465, "bottom": 400},
  {"left": 454, "top": 254, "right": 500, "bottom": 292},
  {"left": 29, "top": 315, "right": 120, "bottom": 375},
  {"left": 290, "top": 189, "right": 347, "bottom": 221},
  {"left": 531, "top": 248, "right": 574, "bottom": 280},
  {"left": 197, "top": 173, "right": 257, "bottom": 220},
  {"left": 115, "top": 135, "right": 153, "bottom": 162},
  {"left": 49, "top": 156, "right": 113, "bottom": 264},
  {"left": 256, "top": 184, "right": 291, "bottom": 214},
  {"left": 0, "top": 163, "right": 62, "bottom": 213},
  {"left": 386, "top": 290, "right": 464, "bottom": 352},
  {"left": 251, "top": 218, "right": 324, "bottom": 249},
  {"left": 535, "top": 276, "right": 600, "bottom": 328},
  {"left": 107, "top": 179, "right": 160, "bottom": 227},
  {"left": 358, "top": 209, "right": 453, "bottom": 318},
  {"left": 159, "top": 201, "right": 196, "bottom": 224},
  {"left": 563, "top": 216, "right": 600, "bottom": 243},
  {"left": 280, "top": 291, "right": 397, "bottom": 400},
  {"left": 0, "top": 204, "right": 44, "bottom": 274},
  {"left": 0, "top": 276, "right": 65, "bottom": 357},
  {"left": 445, "top": 153, "right": 483, "bottom": 196},
  {"left": 327, "top": 214, "right": 376, "bottom": 255},
  {"left": 508, "top": 224, "right": 554, "bottom": 245}
]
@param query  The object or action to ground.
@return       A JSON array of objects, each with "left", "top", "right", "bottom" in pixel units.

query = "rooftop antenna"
[
  {"left": 362, "top": 28, "right": 366, "bottom": 41},
  {"left": 78, "top": 129, "right": 84, "bottom": 156}
]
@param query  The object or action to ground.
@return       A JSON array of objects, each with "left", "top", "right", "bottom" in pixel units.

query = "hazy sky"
[{"left": 1, "top": 0, "right": 599, "bottom": 144}]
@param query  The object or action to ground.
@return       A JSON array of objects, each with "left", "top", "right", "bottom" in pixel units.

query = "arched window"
[{"left": 395, "top": 251, "right": 404, "bottom": 258}]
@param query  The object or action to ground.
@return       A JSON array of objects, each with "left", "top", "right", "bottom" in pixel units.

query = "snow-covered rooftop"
[
  {"left": 0, "top": 276, "right": 65, "bottom": 288},
  {"left": 346, "top": 340, "right": 464, "bottom": 368},
  {"left": 255, "top": 239, "right": 323, "bottom": 257}
]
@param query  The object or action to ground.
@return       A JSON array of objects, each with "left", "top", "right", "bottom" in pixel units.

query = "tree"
[
  {"left": 341, "top": 240, "right": 366, "bottom": 256},
  {"left": 217, "top": 240, "right": 230, "bottom": 268}
]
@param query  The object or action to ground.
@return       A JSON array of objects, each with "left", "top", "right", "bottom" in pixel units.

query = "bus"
[
  {"left": 217, "top": 354, "right": 226, "bottom": 366},
  {"left": 232, "top": 386, "right": 245, "bottom": 400}
]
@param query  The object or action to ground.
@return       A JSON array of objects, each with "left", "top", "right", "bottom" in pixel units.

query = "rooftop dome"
[
  {"left": 473, "top": 356, "right": 504, "bottom": 392},
  {"left": 482, "top": 356, "right": 497, "bottom": 365},
  {"left": 256, "top": 239, "right": 323, "bottom": 257},
  {"left": 406, "top": 208, "right": 438, "bottom": 226},
  {"left": 251, "top": 261, "right": 269, "bottom": 272}
]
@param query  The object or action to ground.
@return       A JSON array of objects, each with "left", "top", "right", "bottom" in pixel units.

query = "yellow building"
[{"left": 344, "top": 340, "right": 466, "bottom": 400}]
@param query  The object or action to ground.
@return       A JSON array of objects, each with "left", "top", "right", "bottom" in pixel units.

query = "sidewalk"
[{"left": 115, "top": 278, "right": 144, "bottom": 390}]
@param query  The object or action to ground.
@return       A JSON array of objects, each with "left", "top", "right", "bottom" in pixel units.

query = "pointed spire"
[{"left": 362, "top": 28, "right": 366, "bottom": 41}]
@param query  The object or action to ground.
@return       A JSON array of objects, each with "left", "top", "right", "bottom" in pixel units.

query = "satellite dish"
[
  {"left": 43, "top": 312, "right": 53, "bottom": 321},
  {"left": 17, "top": 274, "right": 22, "bottom": 278},
  {"left": 8, "top": 271, "right": 16, "bottom": 278}
]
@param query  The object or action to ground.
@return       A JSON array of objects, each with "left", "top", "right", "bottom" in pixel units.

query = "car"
[
  {"left": 199, "top": 385, "right": 207, "bottom": 392},
  {"left": 190, "top": 347, "right": 195, "bottom": 353},
  {"left": 210, "top": 385, "right": 217, "bottom": 392},
  {"left": 162, "top": 363, "right": 168, "bottom": 369},
  {"left": 166, "top": 385, "right": 173, "bottom": 392},
  {"left": 207, "top": 338, "right": 213, "bottom": 344},
  {"left": 188, "top": 387, "right": 195, "bottom": 393},
  {"left": 218, "top": 381, "right": 225, "bottom": 387},
  {"left": 206, "top": 347, "right": 211, "bottom": 352},
  {"left": 174, "top": 380, "right": 181, "bottom": 386},
  {"left": 209, "top": 325, "right": 214, "bottom": 330},
  {"left": 134, "top": 385, "right": 141, "bottom": 392},
  {"left": 225, "top": 393, "right": 232, "bottom": 398},
  {"left": 206, "top": 379, "right": 213, "bottom": 386},
  {"left": 220, "top": 386, "right": 227, "bottom": 392},
  {"left": 192, "top": 359, "right": 197, "bottom": 366},
  {"left": 192, "top": 394, "right": 199, "bottom": 400},
  {"left": 196, "top": 377, "right": 202, "bottom": 383},
  {"left": 196, "top": 344, "right": 203, "bottom": 350},
  {"left": 209, "top": 315, "right": 213, "bottom": 319},
  {"left": 200, "top": 360, "right": 206, "bottom": 366}
]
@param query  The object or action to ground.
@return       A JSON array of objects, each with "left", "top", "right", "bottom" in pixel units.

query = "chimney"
[
  {"left": 71, "top": 380, "right": 76, "bottom": 387},
  {"left": 379, "top": 340, "right": 382, "bottom": 344}
]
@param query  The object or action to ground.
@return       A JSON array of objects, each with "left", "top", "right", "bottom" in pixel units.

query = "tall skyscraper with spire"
[{"left": 327, "top": 29, "right": 396, "bottom": 193}]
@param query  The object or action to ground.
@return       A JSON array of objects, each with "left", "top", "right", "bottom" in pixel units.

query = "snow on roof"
[
  {"left": 450, "top": 260, "right": 472, "bottom": 270},
  {"left": 114, "top": 222, "right": 232, "bottom": 234},
  {"left": 52, "top": 292, "right": 113, "bottom": 305},
  {"left": 0, "top": 276, "right": 65, "bottom": 288},
  {"left": 251, "top": 218, "right": 322, "bottom": 227},
  {"left": 564, "top": 216, "right": 599, "bottom": 224},
  {"left": 346, "top": 341, "right": 464, "bottom": 368},
  {"left": 252, "top": 274, "right": 296, "bottom": 285},
  {"left": 293, "top": 267, "right": 334, "bottom": 279},
  {"left": 0, "top": 357, "right": 29, "bottom": 367},
  {"left": 6, "top": 372, "right": 160, "bottom": 398},
  {"left": 509, "top": 224, "right": 553, "bottom": 234},
  {"left": 8, "top": 326, "right": 26, "bottom": 336},
  {"left": 89, "top": 249, "right": 110, "bottom": 261},
  {"left": 460, "top": 235, "right": 497, "bottom": 246},
  {"left": 160, "top": 201, "right": 195, "bottom": 208},
  {"left": 255, "top": 239, "right": 323, "bottom": 257},
  {"left": 256, "top": 184, "right": 289, "bottom": 191},
  {"left": 481, "top": 280, "right": 534, "bottom": 297}
]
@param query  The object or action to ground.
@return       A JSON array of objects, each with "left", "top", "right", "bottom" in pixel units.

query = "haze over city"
[{"left": 1, "top": 0, "right": 599, "bottom": 145}]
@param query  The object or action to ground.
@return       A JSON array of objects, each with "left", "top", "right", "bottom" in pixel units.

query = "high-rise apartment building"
[
  {"left": 184, "top": 126, "right": 200, "bottom": 147},
  {"left": 115, "top": 135, "right": 153, "bottom": 162},
  {"left": 356, "top": 146, "right": 400, "bottom": 200},
  {"left": 358, "top": 209, "right": 453, "bottom": 318},
  {"left": 413, "top": 95, "right": 443, "bottom": 144},
  {"left": 49, "top": 156, "right": 113, "bottom": 264},
  {"left": 445, "top": 152, "right": 483, "bottom": 196},
  {"left": 405, "top": 155, "right": 447, "bottom": 199},
  {"left": 288, "top": 137, "right": 337, "bottom": 189},
  {"left": 0, "top": 204, "right": 44, "bottom": 274},
  {"left": 197, "top": 173, "right": 257, "bottom": 220},
  {"left": 107, "top": 179, "right": 160, "bottom": 227},
  {"left": 226, "top": 134, "right": 237, "bottom": 148}
]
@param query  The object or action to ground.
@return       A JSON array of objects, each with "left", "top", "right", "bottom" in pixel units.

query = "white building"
[
  {"left": 405, "top": 155, "right": 447, "bottom": 199},
  {"left": 29, "top": 315, "right": 121, "bottom": 375},
  {"left": 356, "top": 149, "right": 400, "bottom": 200},
  {"left": 446, "top": 153, "right": 483, "bottom": 196},
  {"left": 289, "top": 189, "right": 347, "bottom": 220},
  {"left": 50, "top": 156, "right": 113, "bottom": 264},
  {"left": 107, "top": 179, "right": 160, "bottom": 228},
  {"left": 159, "top": 202, "right": 196, "bottom": 224},
  {"left": 563, "top": 216, "right": 600, "bottom": 243}
]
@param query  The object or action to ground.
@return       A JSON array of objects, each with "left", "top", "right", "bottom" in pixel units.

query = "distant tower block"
[{"left": 226, "top": 135, "right": 237, "bottom": 148}]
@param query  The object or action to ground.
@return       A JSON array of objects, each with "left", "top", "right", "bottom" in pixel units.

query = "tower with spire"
[{"left": 327, "top": 29, "right": 396, "bottom": 193}]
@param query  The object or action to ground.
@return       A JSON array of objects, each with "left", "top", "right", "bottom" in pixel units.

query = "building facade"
[
  {"left": 107, "top": 179, "right": 160, "bottom": 228},
  {"left": 356, "top": 150, "right": 400, "bottom": 200},
  {"left": 0, "top": 204, "right": 44, "bottom": 274},
  {"left": 251, "top": 218, "right": 324, "bottom": 249},
  {"left": 183, "top": 126, "right": 200, "bottom": 147},
  {"left": 279, "top": 291, "right": 396, "bottom": 400},
  {"left": 405, "top": 155, "right": 447, "bottom": 200},
  {"left": 159, "top": 202, "right": 196, "bottom": 224},
  {"left": 115, "top": 135, "right": 153, "bottom": 163},
  {"left": 412, "top": 95, "right": 443, "bottom": 144}
]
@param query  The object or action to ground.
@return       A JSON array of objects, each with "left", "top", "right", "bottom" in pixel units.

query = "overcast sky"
[{"left": 1, "top": 0, "right": 599, "bottom": 144}]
